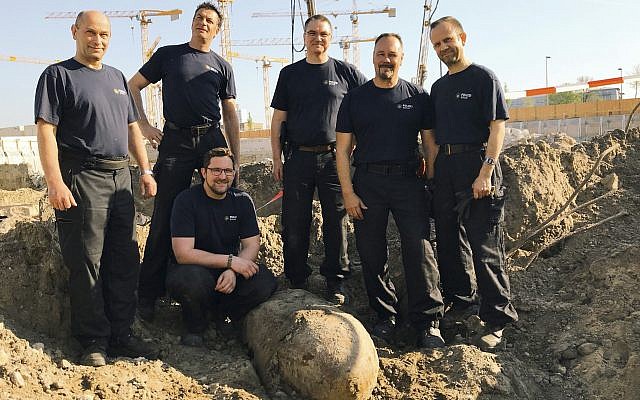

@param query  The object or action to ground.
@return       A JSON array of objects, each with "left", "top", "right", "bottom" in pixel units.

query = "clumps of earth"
[{"left": 0, "top": 129, "right": 639, "bottom": 399}]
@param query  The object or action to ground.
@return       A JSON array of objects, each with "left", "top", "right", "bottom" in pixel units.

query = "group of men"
[
  {"left": 34, "top": 1, "right": 516, "bottom": 368},
  {"left": 272, "top": 15, "right": 518, "bottom": 350}
]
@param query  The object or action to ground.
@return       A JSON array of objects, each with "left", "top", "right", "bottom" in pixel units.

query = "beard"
[
  {"left": 376, "top": 64, "right": 395, "bottom": 81},
  {"left": 438, "top": 48, "right": 460, "bottom": 67},
  {"left": 205, "top": 179, "right": 231, "bottom": 196}
]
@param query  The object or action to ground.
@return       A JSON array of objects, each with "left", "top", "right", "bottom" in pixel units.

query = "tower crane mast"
[
  {"left": 415, "top": 0, "right": 434, "bottom": 87},
  {"left": 228, "top": 51, "right": 289, "bottom": 129}
]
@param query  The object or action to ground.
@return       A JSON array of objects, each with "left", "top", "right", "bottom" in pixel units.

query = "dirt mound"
[{"left": 1, "top": 129, "right": 639, "bottom": 399}]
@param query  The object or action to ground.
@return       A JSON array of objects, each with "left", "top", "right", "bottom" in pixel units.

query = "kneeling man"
[{"left": 168, "top": 147, "right": 277, "bottom": 345}]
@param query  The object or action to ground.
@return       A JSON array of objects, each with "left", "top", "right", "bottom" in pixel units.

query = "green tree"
[{"left": 548, "top": 91, "right": 582, "bottom": 105}]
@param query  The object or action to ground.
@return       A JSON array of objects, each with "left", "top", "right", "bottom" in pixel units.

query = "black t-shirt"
[
  {"left": 139, "top": 43, "right": 236, "bottom": 127},
  {"left": 170, "top": 185, "right": 259, "bottom": 257},
  {"left": 336, "top": 79, "right": 434, "bottom": 164},
  {"left": 34, "top": 58, "right": 138, "bottom": 157},
  {"left": 430, "top": 63, "right": 509, "bottom": 145},
  {"left": 271, "top": 57, "right": 367, "bottom": 145}
]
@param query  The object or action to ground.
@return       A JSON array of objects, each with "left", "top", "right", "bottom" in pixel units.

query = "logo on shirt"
[
  {"left": 323, "top": 80, "right": 338, "bottom": 86},
  {"left": 205, "top": 64, "right": 222, "bottom": 75},
  {"left": 397, "top": 103, "right": 414, "bottom": 110},
  {"left": 113, "top": 88, "right": 127, "bottom": 96},
  {"left": 456, "top": 92, "right": 472, "bottom": 100},
  {"left": 225, "top": 215, "right": 238, "bottom": 221}
]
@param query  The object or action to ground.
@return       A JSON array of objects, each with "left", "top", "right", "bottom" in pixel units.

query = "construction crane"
[
  {"left": 217, "top": 1, "right": 234, "bottom": 62},
  {"left": 306, "top": 0, "right": 317, "bottom": 17},
  {"left": 252, "top": 5, "right": 395, "bottom": 68},
  {"left": 414, "top": 0, "right": 434, "bottom": 87},
  {"left": 338, "top": 36, "right": 376, "bottom": 65},
  {"left": 228, "top": 51, "right": 289, "bottom": 129},
  {"left": 0, "top": 55, "right": 59, "bottom": 65},
  {"left": 45, "top": 9, "right": 182, "bottom": 128}
]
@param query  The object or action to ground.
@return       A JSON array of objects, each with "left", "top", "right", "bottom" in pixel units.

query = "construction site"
[{"left": 1, "top": 0, "right": 640, "bottom": 399}]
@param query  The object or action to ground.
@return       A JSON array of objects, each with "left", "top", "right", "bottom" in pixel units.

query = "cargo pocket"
[{"left": 488, "top": 186, "right": 506, "bottom": 226}]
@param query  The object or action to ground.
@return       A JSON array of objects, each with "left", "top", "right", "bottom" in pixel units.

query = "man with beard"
[
  {"left": 427, "top": 16, "right": 518, "bottom": 351},
  {"left": 166, "top": 148, "right": 276, "bottom": 346},
  {"left": 270, "top": 15, "right": 367, "bottom": 304},
  {"left": 128, "top": 2, "right": 240, "bottom": 321},
  {"left": 335, "top": 33, "right": 445, "bottom": 348},
  {"left": 35, "top": 10, "right": 158, "bottom": 366}
]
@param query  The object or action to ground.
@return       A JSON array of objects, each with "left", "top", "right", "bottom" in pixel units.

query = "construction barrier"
[{"left": 509, "top": 98, "right": 638, "bottom": 122}]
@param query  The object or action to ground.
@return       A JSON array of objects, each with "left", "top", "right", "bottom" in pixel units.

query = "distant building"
[{"left": 509, "top": 88, "right": 620, "bottom": 109}]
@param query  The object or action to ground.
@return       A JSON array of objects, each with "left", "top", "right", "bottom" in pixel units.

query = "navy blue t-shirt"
[
  {"left": 171, "top": 185, "right": 259, "bottom": 257},
  {"left": 430, "top": 63, "right": 509, "bottom": 145},
  {"left": 336, "top": 79, "right": 434, "bottom": 164},
  {"left": 271, "top": 57, "right": 367, "bottom": 145},
  {"left": 139, "top": 43, "right": 236, "bottom": 127},
  {"left": 34, "top": 58, "right": 138, "bottom": 157}
]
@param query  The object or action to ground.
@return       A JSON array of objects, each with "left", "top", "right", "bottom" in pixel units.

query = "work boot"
[
  {"left": 180, "top": 333, "right": 205, "bottom": 347},
  {"left": 79, "top": 340, "right": 107, "bottom": 367},
  {"left": 108, "top": 333, "right": 159, "bottom": 360},
  {"left": 474, "top": 325, "right": 505, "bottom": 353},
  {"left": 326, "top": 279, "right": 349, "bottom": 305},
  {"left": 371, "top": 316, "right": 396, "bottom": 343},
  {"left": 137, "top": 297, "right": 156, "bottom": 322},
  {"left": 416, "top": 326, "right": 446, "bottom": 349}
]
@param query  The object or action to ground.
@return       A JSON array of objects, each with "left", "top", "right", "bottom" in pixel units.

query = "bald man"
[{"left": 35, "top": 10, "right": 158, "bottom": 367}]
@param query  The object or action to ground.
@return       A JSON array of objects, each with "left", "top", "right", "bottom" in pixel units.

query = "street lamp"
[
  {"left": 618, "top": 67, "right": 623, "bottom": 99},
  {"left": 545, "top": 56, "right": 551, "bottom": 105}
]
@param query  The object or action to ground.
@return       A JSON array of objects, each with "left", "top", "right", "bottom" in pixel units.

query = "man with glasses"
[
  {"left": 167, "top": 148, "right": 276, "bottom": 346},
  {"left": 128, "top": 2, "right": 240, "bottom": 321},
  {"left": 270, "top": 14, "right": 367, "bottom": 304}
]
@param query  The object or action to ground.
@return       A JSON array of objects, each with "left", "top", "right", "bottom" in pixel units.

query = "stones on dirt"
[
  {"left": 59, "top": 359, "right": 72, "bottom": 370},
  {"left": 244, "top": 290, "right": 378, "bottom": 400},
  {"left": 577, "top": 342, "right": 598, "bottom": 356},
  {"left": 8, "top": 370, "right": 25, "bottom": 387},
  {"left": 601, "top": 173, "right": 619, "bottom": 191}
]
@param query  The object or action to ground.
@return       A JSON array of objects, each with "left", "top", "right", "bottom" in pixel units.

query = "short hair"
[
  {"left": 374, "top": 33, "right": 403, "bottom": 48},
  {"left": 74, "top": 11, "right": 109, "bottom": 28},
  {"left": 304, "top": 14, "right": 332, "bottom": 31},
  {"left": 430, "top": 16, "right": 464, "bottom": 33},
  {"left": 193, "top": 2, "right": 223, "bottom": 29},
  {"left": 203, "top": 147, "right": 235, "bottom": 168}
]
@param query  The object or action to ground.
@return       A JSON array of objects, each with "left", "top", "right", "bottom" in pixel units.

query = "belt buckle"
[
  {"left": 191, "top": 124, "right": 211, "bottom": 135},
  {"left": 443, "top": 144, "right": 452, "bottom": 155}
]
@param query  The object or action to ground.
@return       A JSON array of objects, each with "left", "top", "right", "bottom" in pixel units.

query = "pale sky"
[{"left": 1, "top": 0, "right": 638, "bottom": 127}]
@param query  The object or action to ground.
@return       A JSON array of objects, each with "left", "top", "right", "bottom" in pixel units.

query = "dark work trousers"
[
  {"left": 433, "top": 150, "right": 518, "bottom": 327},
  {"left": 353, "top": 168, "right": 444, "bottom": 329},
  {"left": 56, "top": 159, "right": 139, "bottom": 346},
  {"left": 282, "top": 149, "right": 350, "bottom": 284},
  {"left": 165, "top": 262, "right": 277, "bottom": 333},
  {"left": 139, "top": 125, "right": 227, "bottom": 303}
]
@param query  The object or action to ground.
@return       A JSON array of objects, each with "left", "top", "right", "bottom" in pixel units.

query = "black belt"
[
  {"left": 59, "top": 149, "right": 129, "bottom": 170},
  {"left": 440, "top": 143, "right": 485, "bottom": 156},
  {"left": 297, "top": 143, "right": 334, "bottom": 153},
  {"left": 362, "top": 162, "right": 411, "bottom": 176},
  {"left": 165, "top": 120, "right": 220, "bottom": 136}
]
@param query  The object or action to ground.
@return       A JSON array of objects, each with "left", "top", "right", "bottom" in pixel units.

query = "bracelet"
[
  {"left": 140, "top": 169, "right": 154, "bottom": 176},
  {"left": 226, "top": 254, "right": 233, "bottom": 269}
]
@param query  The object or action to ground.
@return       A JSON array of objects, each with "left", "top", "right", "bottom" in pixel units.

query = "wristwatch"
[
  {"left": 483, "top": 156, "right": 496, "bottom": 166},
  {"left": 226, "top": 254, "right": 233, "bottom": 269},
  {"left": 140, "top": 169, "right": 154, "bottom": 176}
]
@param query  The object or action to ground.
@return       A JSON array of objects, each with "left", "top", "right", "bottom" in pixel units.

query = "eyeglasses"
[
  {"left": 305, "top": 31, "right": 331, "bottom": 39},
  {"left": 206, "top": 167, "right": 235, "bottom": 176}
]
